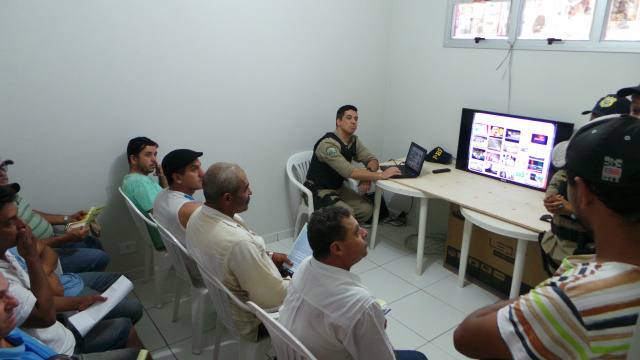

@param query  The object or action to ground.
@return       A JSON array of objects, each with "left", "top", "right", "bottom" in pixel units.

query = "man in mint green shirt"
[{"left": 121, "top": 137, "right": 168, "bottom": 249}]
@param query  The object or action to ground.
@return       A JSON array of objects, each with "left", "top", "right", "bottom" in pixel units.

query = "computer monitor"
[{"left": 455, "top": 108, "right": 574, "bottom": 191}]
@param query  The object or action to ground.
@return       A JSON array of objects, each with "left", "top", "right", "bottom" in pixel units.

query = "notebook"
[
  {"left": 281, "top": 223, "right": 312, "bottom": 277},
  {"left": 379, "top": 142, "right": 428, "bottom": 178}
]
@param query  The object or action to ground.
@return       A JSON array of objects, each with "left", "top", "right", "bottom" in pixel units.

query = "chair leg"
[
  {"left": 190, "top": 287, "right": 207, "bottom": 354},
  {"left": 212, "top": 316, "right": 223, "bottom": 360},
  {"left": 144, "top": 243, "right": 152, "bottom": 284},
  {"left": 171, "top": 276, "right": 183, "bottom": 322},
  {"left": 294, "top": 213, "right": 303, "bottom": 238},
  {"left": 154, "top": 252, "right": 173, "bottom": 309}
]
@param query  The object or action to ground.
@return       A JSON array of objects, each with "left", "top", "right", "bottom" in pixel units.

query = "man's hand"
[
  {"left": 271, "top": 252, "right": 293, "bottom": 269},
  {"left": 68, "top": 210, "right": 87, "bottom": 223},
  {"left": 543, "top": 194, "right": 573, "bottom": 216},
  {"left": 358, "top": 180, "right": 372, "bottom": 194},
  {"left": 64, "top": 226, "right": 90, "bottom": 243},
  {"left": 379, "top": 166, "right": 402, "bottom": 180},
  {"left": 16, "top": 226, "right": 39, "bottom": 261},
  {"left": 154, "top": 163, "right": 164, "bottom": 178},
  {"left": 77, "top": 294, "right": 107, "bottom": 312}
]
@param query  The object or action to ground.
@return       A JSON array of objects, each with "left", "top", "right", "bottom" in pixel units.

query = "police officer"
[
  {"left": 540, "top": 94, "right": 631, "bottom": 274},
  {"left": 304, "top": 105, "right": 401, "bottom": 224}
]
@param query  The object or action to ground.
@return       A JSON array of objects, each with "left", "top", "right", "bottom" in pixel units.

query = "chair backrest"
[
  {"left": 246, "top": 301, "right": 317, "bottom": 360},
  {"left": 149, "top": 213, "right": 202, "bottom": 287},
  {"left": 118, "top": 187, "right": 158, "bottom": 244},
  {"left": 286, "top": 151, "right": 314, "bottom": 211},
  {"left": 195, "top": 260, "right": 251, "bottom": 340}
]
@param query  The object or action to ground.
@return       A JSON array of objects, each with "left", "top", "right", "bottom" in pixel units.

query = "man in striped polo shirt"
[{"left": 453, "top": 115, "right": 640, "bottom": 359}]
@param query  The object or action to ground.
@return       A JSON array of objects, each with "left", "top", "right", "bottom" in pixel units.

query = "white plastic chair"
[
  {"left": 150, "top": 213, "right": 209, "bottom": 355},
  {"left": 286, "top": 151, "right": 314, "bottom": 238},
  {"left": 118, "top": 187, "right": 173, "bottom": 309},
  {"left": 247, "top": 301, "right": 317, "bottom": 360},
  {"left": 195, "top": 261, "right": 275, "bottom": 360}
]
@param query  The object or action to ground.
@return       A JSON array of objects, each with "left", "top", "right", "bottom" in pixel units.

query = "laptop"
[{"left": 380, "top": 142, "right": 428, "bottom": 178}]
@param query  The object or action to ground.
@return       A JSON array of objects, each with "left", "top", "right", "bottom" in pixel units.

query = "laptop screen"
[{"left": 405, "top": 142, "right": 427, "bottom": 172}]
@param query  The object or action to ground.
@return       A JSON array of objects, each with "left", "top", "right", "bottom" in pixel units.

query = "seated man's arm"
[
  {"left": 38, "top": 245, "right": 64, "bottom": 296},
  {"left": 15, "top": 228, "right": 56, "bottom": 328},
  {"left": 228, "top": 240, "right": 288, "bottom": 309},
  {"left": 178, "top": 202, "right": 203, "bottom": 229},
  {"left": 54, "top": 294, "right": 106, "bottom": 312},
  {"left": 315, "top": 141, "right": 400, "bottom": 183},
  {"left": 38, "top": 226, "right": 91, "bottom": 249},
  {"left": 33, "top": 210, "right": 87, "bottom": 227},
  {"left": 453, "top": 298, "right": 516, "bottom": 359}
]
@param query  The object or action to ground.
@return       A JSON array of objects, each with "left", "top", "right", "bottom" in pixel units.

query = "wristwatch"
[
  {"left": 63, "top": 215, "right": 69, "bottom": 226},
  {"left": 366, "top": 167, "right": 376, "bottom": 172}
]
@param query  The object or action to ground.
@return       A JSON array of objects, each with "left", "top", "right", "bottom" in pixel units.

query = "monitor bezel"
[{"left": 455, "top": 108, "right": 574, "bottom": 192}]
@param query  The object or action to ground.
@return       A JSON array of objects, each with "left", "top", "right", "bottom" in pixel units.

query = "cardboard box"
[{"left": 444, "top": 204, "right": 549, "bottom": 299}]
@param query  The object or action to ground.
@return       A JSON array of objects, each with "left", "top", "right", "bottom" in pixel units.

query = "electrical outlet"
[{"left": 119, "top": 242, "right": 137, "bottom": 254}]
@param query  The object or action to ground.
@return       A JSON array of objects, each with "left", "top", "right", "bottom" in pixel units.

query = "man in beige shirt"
[{"left": 186, "top": 162, "right": 291, "bottom": 341}]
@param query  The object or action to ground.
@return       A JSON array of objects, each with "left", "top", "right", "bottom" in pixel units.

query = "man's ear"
[
  {"left": 173, "top": 172, "right": 182, "bottom": 184},
  {"left": 329, "top": 241, "right": 342, "bottom": 256},
  {"left": 221, "top": 193, "right": 232, "bottom": 205},
  {"left": 573, "top": 176, "right": 594, "bottom": 208},
  {"left": 129, "top": 154, "right": 138, "bottom": 165}
]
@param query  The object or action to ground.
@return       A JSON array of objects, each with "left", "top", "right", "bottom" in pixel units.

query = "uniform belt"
[{"left": 551, "top": 223, "right": 593, "bottom": 244}]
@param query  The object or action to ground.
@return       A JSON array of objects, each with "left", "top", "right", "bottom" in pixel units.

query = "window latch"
[
  {"left": 547, "top": 38, "right": 562, "bottom": 45},
  {"left": 474, "top": 37, "right": 485, "bottom": 44}
]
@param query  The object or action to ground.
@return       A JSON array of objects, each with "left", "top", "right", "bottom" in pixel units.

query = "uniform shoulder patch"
[{"left": 326, "top": 147, "right": 338, "bottom": 156}]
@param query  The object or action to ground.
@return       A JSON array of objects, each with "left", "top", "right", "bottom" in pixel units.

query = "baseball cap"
[
  {"left": 581, "top": 94, "right": 631, "bottom": 117},
  {"left": 162, "top": 149, "right": 203, "bottom": 180},
  {"left": 0, "top": 158, "right": 14, "bottom": 167},
  {"left": 556, "top": 115, "right": 640, "bottom": 190},
  {"left": 617, "top": 83, "right": 640, "bottom": 97}
]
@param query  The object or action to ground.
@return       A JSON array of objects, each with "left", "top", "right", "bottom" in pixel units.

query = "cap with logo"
[
  {"left": 582, "top": 94, "right": 631, "bottom": 117},
  {"left": 555, "top": 115, "right": 639, "bottom": 190},
  {"left": 162, "top": 149, "right": 203, "bottom": 181},
  {"left": 617, "top": 83, "right": 640, "bottom": 97}
]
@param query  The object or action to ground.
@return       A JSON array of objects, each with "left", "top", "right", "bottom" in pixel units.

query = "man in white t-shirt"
[
  {"left": 278, "top": 206, "right": 427, "bottom": 360},
  {"left": 154, "top": 149, "right": 205, "bottom": 285}
]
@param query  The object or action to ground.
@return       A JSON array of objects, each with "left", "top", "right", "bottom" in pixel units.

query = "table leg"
[
  {"left": 369, "top": 186, "right": 383, "bottom": 250},
  {"left": 458, "top": 218, "right": 473, "bottom": 288},
  {"left": 415, "top": 197, "right": 428, "bottom": 275},
  {"left": 510, "top": 238, "right": 528, "bottom": 299}
]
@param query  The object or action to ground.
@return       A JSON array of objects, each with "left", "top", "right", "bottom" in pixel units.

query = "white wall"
[{"left": 0, "top": 0, "right": 393, "bottom": 275}]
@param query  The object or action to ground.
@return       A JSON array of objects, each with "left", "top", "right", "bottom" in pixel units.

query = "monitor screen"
[{"left": 455, "top": 108, "right": 574, "bottom": 191}]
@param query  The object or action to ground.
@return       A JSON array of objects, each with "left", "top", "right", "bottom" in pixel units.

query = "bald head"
[{"left": 202, "top": 163, "right": 244, "bottom": 202}]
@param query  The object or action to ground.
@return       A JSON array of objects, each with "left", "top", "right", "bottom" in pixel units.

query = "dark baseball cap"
[
  {"left": 581, "top": 94, "right": 631, "bottom": 117},
  {"left": 162, "top": 149, "right": 203, "bottom": 180},
  {"left": 0, "top": 158, "right": 14, "bottom": 167},
  {"left": 556, "top": 115, "right": 640, "bottom": 190},
  {"left": 617, "top": 83, "right": 640, "bottom": 97}
]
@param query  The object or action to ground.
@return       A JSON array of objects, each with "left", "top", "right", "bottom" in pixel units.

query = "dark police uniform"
[
  {"left": 540, "top": 170, "right": 595, "bottom": 273},
  {"left": 304, "top": 130, "right": 377, "bottom": 223}
]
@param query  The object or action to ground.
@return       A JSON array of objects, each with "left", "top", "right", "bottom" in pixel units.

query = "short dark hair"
[
  {"left": 336, "top": 105, "right": 357, "bottom": 125},
  {"left": 308, "top": 206, "right": 352, "bottom": 261},
  {"left": 167, "top": 164, "right": 188, "bottom": 186},
  {"left": 566, "top": 168, "right": 640, "bottom": 223},
  {"left": 126, "top": 137, "right": 158, "bottom": 164},
  {"left": 0, "top": 186, "right": 17, "bottom": 210}
]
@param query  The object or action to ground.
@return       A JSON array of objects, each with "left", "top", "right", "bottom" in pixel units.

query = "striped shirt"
[
  {"left": 14, "top": 194, "right": 55, "bottom": 240},
  {"left": 498, "top": 255, "right": 640, "bottom": 360}
]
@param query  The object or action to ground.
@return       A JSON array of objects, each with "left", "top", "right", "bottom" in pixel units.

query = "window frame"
[{"left": 444, "top": 0, "right": 640, "bottom": 54}]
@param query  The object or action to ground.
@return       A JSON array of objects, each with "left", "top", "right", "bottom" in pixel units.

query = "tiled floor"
[{"left": 131, "top": 224, "right": 500, "bottom": 360}]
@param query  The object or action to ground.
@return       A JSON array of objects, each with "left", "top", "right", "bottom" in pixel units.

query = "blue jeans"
[
  {"left": 395, "top": 350, "right": 428, "bottom": 360},
  {"left": 55, "top": 235, "right": 111, "bottom": 273},
  {"left": 77, "top": 272, "right": 143, "bottom": 325},
  {"left": 76, "top": 317, "right": 132, "bottom": 354}
]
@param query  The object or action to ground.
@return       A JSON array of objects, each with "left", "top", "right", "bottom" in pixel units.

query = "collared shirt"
[
  {"left": 0, "top": 328, "right": 58, "bottom": 360},
  {"left": 186, "top": 205, "right": 289, "bottom": 341},
  {"left": 0, "top": 253, "right": 76, "bottom": 356},
  {"left": 314, "top": 130, "right": 377, "bottom": 179},
  {"left": 278, "top": 257, "right": 395, "bottom": 360},
  {"left": 497, "top": 255, "right": 640, "bottom": 359}
]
